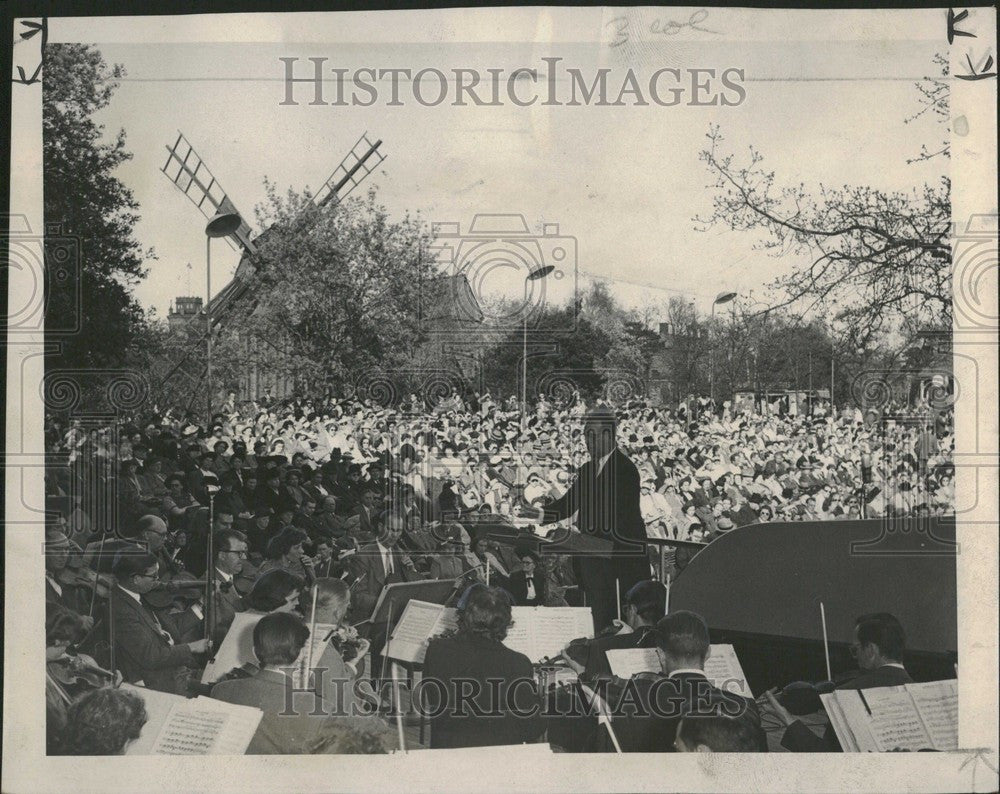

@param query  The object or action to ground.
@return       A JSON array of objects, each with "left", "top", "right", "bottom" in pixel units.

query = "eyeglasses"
[
  {"left": 224, "top": 549, "right": 249, "bottom": 558},
  {"left": 136, "top": 571, "right": 161, "bottom": 581}
]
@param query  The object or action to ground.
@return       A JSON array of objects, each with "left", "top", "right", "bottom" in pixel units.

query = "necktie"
[{"left": 385, "top": 551, "right": 394, "bottom": 576}]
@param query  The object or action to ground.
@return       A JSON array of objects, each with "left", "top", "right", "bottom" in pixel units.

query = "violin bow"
[
  {"left": 88, "top": 530, "right": 112, "bottom": 617},
  {"left": 304, "top": 582, "right": 320, "bottom": 690}
]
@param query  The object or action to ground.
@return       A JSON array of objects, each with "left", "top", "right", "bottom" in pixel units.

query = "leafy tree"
[
  {"left": 43, "top": 44, "right": 153, "bottom": 375},
  {"left": 212, "top": 185, "right": 436, "bottom": 396}
]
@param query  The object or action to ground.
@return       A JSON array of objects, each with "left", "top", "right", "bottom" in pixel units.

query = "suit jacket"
[
  {"left": 781, "top": 664, "right": 914, "bottom": 752},
  {"left": 602, "top": 670, "right": 764, "bottom": 753},
  {"left": 422, "top": 633, "right": 542, "bottom": 749},
  {"left": 508, "top": 570, "right": 547, "bottom": 607},
  {"left": 211, "top": 573, "right": 246, "bottom": 647},
  {"left": 109, "top": 586, "right": 194, "bottom": 694},
  {"left": 348, "top": 542, "right": 418, "bottom": 618},
  {"left": 211, "top": 668, "right": 389, "bottom": 754},
  {"left": 540, "top": 448, "right": 647, "bottom": 554}
]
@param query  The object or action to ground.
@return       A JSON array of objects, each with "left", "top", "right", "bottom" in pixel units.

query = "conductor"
[{"left": 527, "top": 406, "right": 649, "bottom": 630}]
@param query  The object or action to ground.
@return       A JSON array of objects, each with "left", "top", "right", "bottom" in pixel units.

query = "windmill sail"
[
  {"left": 314, "top": 133, "right": 386, "bottom": 207},
  {"left": 161, "top": 132, "right": 256, "bottom": 254}
]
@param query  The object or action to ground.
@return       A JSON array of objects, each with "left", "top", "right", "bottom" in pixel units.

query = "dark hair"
[
  {"left": 246, "top": 569, "right": 304, "bottom": 612},
  {"left": 112, "top": 550, "right": 158, "bottom": 581},
  {"left": 856, "top": 612, "right": 905, "bottom": 662},
  {"left": 265, "top": 528, "right": 309, "bottom": 561},
  {"left": 676, "top": 713, "right": 764, "bottom": 752},
  {"left": 165, "top": 473, "right": 186, "bottom": 488},
  {"left": 59, "top": 688, "right": 148, "bottom": 755},
  {"left": 213, "top": 528, "right": 248, "bottom": 560},
  {"left": 655, "top": 610, "right": 710, "bottom": 663},
  {"left": 254, "top": 611, "right": 310, "bottom": 666},
  {"left": 625, "top": 580, "right": 668, "bottom": 624},
  {"left": 46, "top": 603, "right": 85, "bottom": 647},
  {"left": 457, "top": 585, "right": 513, "bottom": 643}
]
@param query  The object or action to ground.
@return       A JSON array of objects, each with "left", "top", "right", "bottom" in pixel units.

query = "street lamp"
[
  {"left": 522, "top": 264, "right": 555, "bottom": 433},
  {"left": 204, "top": 210, "right": 242, "bottom": 421},
  {"left": 709, "top": 290, "right": 737, "bottom": 404}
]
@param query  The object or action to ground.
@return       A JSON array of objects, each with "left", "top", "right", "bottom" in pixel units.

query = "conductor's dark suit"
[{"left": 541, "top": 448, "right": 649, "bottom": 630}]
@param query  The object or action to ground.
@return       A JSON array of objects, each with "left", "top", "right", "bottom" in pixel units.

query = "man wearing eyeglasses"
[
  {"left": 110, "top": 551, "right": 210, "bottom": 694},
  {"left": 207, "top": 529, "right": 251, "bottom": 646},
  {"left": 763, "top": 612, "right": 913, "bottom": 752}
]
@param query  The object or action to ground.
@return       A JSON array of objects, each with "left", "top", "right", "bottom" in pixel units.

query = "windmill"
[{"left": 156, "top": 132, "right": 387, "bottom": 412}]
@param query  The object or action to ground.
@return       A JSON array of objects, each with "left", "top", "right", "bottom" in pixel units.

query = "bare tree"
[{"left": 695, "top": 56, "right": 951, "bottom": 349}]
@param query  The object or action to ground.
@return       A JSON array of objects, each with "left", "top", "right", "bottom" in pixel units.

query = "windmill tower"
[{"left": 156, "top": 132, "right": 386, "bottom": 410}]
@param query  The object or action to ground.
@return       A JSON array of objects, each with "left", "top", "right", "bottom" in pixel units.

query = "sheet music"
[
  {"left": 291, "top": 623, "right": 337, "bottom": 688},
  {"left": 121, "top": 684, "right": 189, "bottom": 755},
  {"left": 907, "top": 680, "right": 958, "bottom": 751},
  {"left": 606, "top": 647, "right": 659, "bottom": 679},
  {"left": 861, "top": 686, "right": 934, "bottom": 752},
  {"left": 829, "top": 690, "right": 881, "bottom": 752},
  {"left": 819, "top": 692, "right": 861, "bottom": 752},
  {"left": 201, "top": 611, "right": 261, "bottom": 684},
  {"left": 149, "top": 697, "right": 262, "bottom": 755},
  {"left": 503, "top": 607, "right": 593, "bottom": 663},
  {"left": 703, "top": 644, "right": 754, "bottom": 697},
  {"left": 386, "top": 600, "right": 458, "bottom": 664}
]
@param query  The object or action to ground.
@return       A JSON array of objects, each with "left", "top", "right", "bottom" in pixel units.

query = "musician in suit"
[
  {"left": 205, "top": 528, "right": 250, "bottom": 647},
  {"left": 348, "top": 511, "right": 419, "bottom": 619},
  {"left": 44, "top": 528, "right": 91, "bottom": 621},
  {"left": 765, "top": 612, "right": 913, "bottom": 752},
  {"left": 508, "top": 549, "right": 547, "bottom": 606},
  {"left": 211, "top": 612, "right": 390, "bottom": 753},
  {"left": 109, "top": 551, "right": 210, "bottom": 694},
  {"left": 546, "top": 579, "right": 666, "bottom": 752},
  {"left": 298, "top": 577, "right": 371, "bottom": 716},
  {"left": 529, "top": 406, "right": 649, "bottom": 631},
  {"left": 422, "top": 586, "right": 543, "bottom": 749},
  {"left": 599, "top": 610, "right": 763, "bottom": 753}
]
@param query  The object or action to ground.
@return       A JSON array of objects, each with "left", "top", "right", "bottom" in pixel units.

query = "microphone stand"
[{"left": 205, "top": 490, "right": 217, "bottom": 650}]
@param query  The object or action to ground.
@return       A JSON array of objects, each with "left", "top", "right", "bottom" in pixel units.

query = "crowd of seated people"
[{"left": 40, "top": 390, "right": 953, "bottom": 755}]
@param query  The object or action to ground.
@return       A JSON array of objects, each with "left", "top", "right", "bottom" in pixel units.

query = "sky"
[{"left": 49, "top": 8, "right": 947, "bottom": 323}]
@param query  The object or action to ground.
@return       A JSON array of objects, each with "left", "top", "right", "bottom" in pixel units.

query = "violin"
[
  {"left": 57, "top": 565, "right": 114, "bottom": 601},
  {"left": 143, "top": 577, "right": 209, "bottom": 610},
  {"left": 761, "top": 669, "right": 861, "bottom": 715},
  {"left": 47, "top": 650, "right": 119, "bottom": 695}
]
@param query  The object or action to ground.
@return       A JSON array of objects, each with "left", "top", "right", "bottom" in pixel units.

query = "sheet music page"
[
  {"left": 830, "top": 690, "right": 881, "bottom": 752},
  {"left": 149, "top": 697, "right": 263, "bottom": 755},
  {"left": 861, "top": 685, "right": 934, "bottom": 751},
  {"left": 201, "top": 611, "right": 261, "bottom": 684},
  {"left": 606, "top": 647, "right": 659, "bottom": 679},
  {"left": 504, "top": 607, "right": 594, "bottom": 663},
  {"left": 907, "top": 680, "right": 958, "bottom": 751},
  {"left": 819, "top": 692, "right": 860, "bottom": 752},
  {"left": 703, "top": 644, "right": 754, "bottom": 697},
  {"left": 386, "top": 600, "right": 450, "bottom": 663},
  {"left": 121, "top": 684, "right": 189, "bottom": 756}
]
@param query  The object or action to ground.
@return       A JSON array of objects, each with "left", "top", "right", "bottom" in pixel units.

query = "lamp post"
[
  {"left": 204, "top": 210, "right": 243, "bottom": 421},
  {"left": 709, "top": 290, "right": 737, "bottom": 404},
  {"left": 522, "top": 264, "right": 555, "bottom": 434}
]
